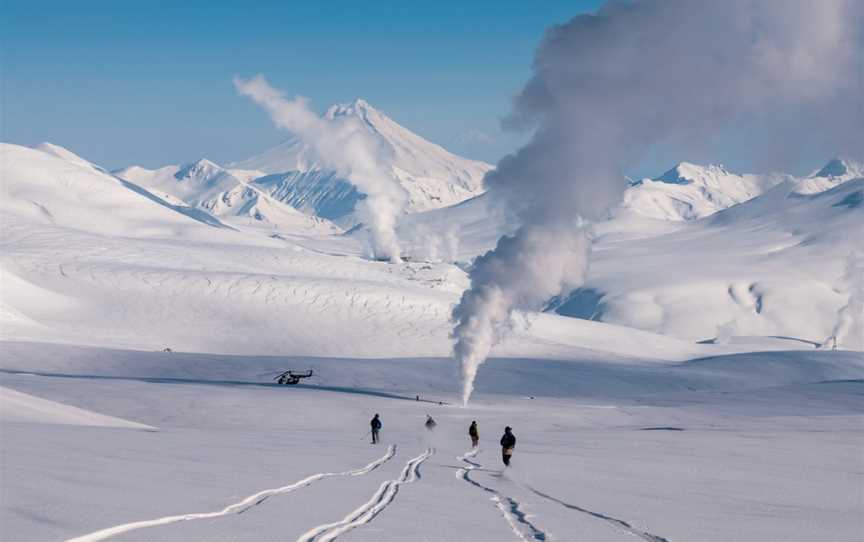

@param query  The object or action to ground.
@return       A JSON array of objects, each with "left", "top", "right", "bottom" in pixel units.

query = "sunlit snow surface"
[{"left": 1, "top": 142, "right": 862, "bottom": 541}]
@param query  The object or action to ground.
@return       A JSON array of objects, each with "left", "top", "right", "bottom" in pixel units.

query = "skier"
[
  {"left": 370, "top": 414, "right": 382, "bottom": 444},
  {"left": 500, "top": 426, "right": 516, "bottom": 466},
  {"left": 425, "top": 414, "right": 437, "bottom": 431},
  {"left": 469, "top": 421, "right": 479, "bottom": 448}
]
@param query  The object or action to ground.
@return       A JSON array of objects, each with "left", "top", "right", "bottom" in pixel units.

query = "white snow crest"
[{"left": 234, "top": 75, "right": 408, "bottom": 262}]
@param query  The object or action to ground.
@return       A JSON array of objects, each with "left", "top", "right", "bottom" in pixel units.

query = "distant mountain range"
[
  {"left": 1, "top": 131, "right": 861, "bottom": 351},
  {"left": 108, "top": 98, "right": 862, "bottom": 233}
]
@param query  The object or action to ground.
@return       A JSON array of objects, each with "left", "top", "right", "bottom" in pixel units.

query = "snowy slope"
[
  {"left": 0, "top": 386, "right": 154, "bottom": 429},
  {"left": 231, "top": 99, "right": 492, "bottom": 217},
  {"left": 397, "top": 162, "right": 864, "bottom": 348},
  {"left": 5, "top": 143, "right": 861, "bottom": 353},
  {"left": 5, "top": 142, "right": 861, "bottom": 353},
  {"left": 34, "top": 142, "right": 105, "bottom": 170},
  {"left": 0, "top": 144, "right": 243, "bottom": 240},
  {"left": 578, "top": 179, "right": 864, "bottom": 346}
]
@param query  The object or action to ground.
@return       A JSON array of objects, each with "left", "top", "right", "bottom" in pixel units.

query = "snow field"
[{"left": 1, "top": 342, "right": 861, "bottom": 541}]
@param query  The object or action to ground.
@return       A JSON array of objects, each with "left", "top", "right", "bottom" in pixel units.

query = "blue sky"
[
  {"left": 2, "top": 1, "right": 604, "bottom": 170},
  {"left": 1, "top": 1, "right": 843, "bottom": 176}
]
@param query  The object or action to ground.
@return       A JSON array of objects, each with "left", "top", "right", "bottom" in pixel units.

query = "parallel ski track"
[
  {"left": 297, "top": 446, "right": 434, "bottom": 542},
  {"left": 456, "top": 449, "right": 547, "bottom": 541},
  {"left": 65, "top": 445, "right": 396, "bottom": 542}
]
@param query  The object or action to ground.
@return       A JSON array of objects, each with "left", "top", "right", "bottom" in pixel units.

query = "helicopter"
[{"left": 273, "top": 369, "right": 314, "bottom": 385}]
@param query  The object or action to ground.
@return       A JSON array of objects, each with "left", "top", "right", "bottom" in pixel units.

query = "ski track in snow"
[
  {"left": 64, "top": 445, "right": 396, "bottom": 542},
  {"left": 456, "top": 449, "right": 547, "bottom": 541},
  {"left": 297, "top": 447, "right": 434, "bottom": 542}
]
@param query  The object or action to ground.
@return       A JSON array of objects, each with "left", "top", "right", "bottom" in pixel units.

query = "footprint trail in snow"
[
  {"left": 526, "top": 486, "right": 671, "bottom": 542},
  {"left": 456, "top": 449, "right": 547, "bottom": 541}
]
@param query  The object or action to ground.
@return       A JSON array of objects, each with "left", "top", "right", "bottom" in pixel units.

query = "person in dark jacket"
[
  {"left": 500, "top": 426, "right": 516, "bottom": 466},
  {"left": 425, "top": 415, "right": 437, "bottom": 431},
  {"left": 469, "top": 421, "right": 479, "bottom": 448},
  {"left": 370, "top": 414, "right": 382, "bottom": 444}
]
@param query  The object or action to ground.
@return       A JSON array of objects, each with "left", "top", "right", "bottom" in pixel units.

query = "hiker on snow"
[
  {"left": 370, "top": 414, "right": 382, "bottom": 444},
  {"left": 469, "top": 421, "right": 479, "bottom": 448},
  {"left": 425, "top": 415, "right": 437, "bottom": 431},
  {"left": 500, "top": 426, "right": 516, "bottom": 466}
]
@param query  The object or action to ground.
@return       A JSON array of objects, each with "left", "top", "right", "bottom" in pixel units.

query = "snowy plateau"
[{"left": 1, "top": 101, "right": 862, "bottom": 542}]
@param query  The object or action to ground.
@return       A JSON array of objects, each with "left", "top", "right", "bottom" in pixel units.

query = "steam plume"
[
  {"left": 825, "top": 252, "right": 864, "bottom": 350},
  {"left": 453, "top": 0, "right": 864, "bottom": 404},
  {"left": 234, "top": 75, "right": 408, "bottom": 262}
]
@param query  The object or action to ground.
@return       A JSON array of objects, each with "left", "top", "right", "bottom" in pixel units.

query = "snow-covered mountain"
[
  {"left": 230, "top": 99, "right": 493, "bottom": 217},
  {"left": 620, "top": 159, "right": 864, "bottom": 221},
  {"left": 115, "top": 159, "right": 338, "bottom": 233},
  {"left": 3, "top": 140, "right": 861, "bottom": 350},
  {"left": 620, "top": 162, "right": 789, "bottom": 221},
  {"left": 794, "top": 158, "right": 864, "bottom": 194}
]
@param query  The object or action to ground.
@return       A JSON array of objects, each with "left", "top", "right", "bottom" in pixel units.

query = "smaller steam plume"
[
  {"left": 234, "top": 75, "right": 408, "bottom": 262},
  {"left": 825, "top": 252, "right": 864, "bottom": 350}
]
